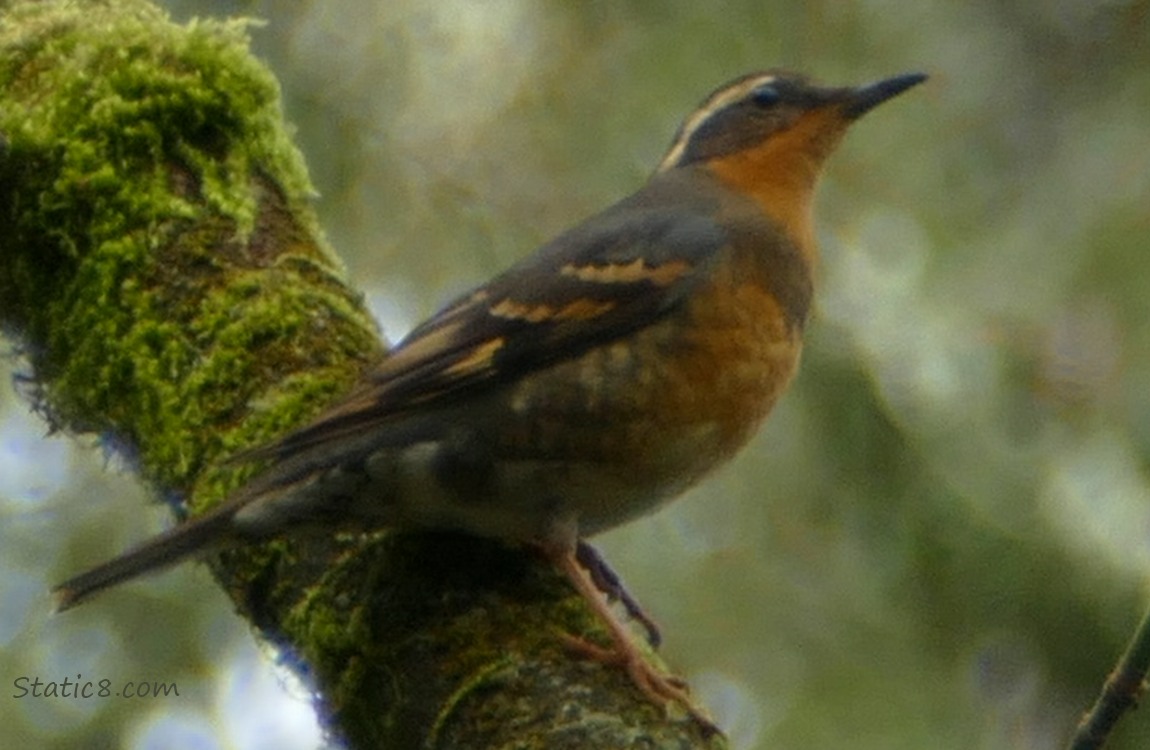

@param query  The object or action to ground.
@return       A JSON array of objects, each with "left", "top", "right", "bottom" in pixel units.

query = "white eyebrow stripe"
[{"left": 656, "top": 74, "right": 777, "bottom": 173}]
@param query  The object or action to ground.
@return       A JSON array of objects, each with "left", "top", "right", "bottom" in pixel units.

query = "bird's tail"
[{"left": 52, "top": 501, "right": 242, "bottom": 612}]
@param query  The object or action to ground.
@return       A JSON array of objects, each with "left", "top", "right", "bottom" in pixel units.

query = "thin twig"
[{"left": 1069, "top": 598, "right": 1150, "bottom": 749}]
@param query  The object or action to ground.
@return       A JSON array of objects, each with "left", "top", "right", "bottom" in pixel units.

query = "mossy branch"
[{"left": 0, "top": 1, "right": 723, "bottom": 747}]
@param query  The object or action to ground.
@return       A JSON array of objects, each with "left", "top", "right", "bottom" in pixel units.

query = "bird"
[{"left": 52, "top": 69, "right": 927, "bottom": 731}]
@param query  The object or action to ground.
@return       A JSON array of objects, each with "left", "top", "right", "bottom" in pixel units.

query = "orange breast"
[
  {"left": 648, "top": 250, "right": 802, "bottom": 463},
  {"left": 498, "top": 248, "right": 802, "bottom": 494}
]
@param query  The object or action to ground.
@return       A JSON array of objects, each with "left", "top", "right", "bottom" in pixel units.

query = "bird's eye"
[{"left": 750, "top": 83, "right": 781, "bottom": 107}]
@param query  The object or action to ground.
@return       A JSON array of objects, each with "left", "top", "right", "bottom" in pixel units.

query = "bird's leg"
[
  {"left": 575, "top": 540, "right": 662, "bottom": 647},
  {"left": 542, "top": 540, "right": 719, "bottom": 735}
]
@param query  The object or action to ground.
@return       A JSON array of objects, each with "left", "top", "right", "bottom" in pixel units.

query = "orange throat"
[{"left": 705, "top": 108, "right": 846, "bottom": 268}]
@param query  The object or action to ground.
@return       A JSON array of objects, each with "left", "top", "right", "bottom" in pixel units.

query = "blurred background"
[{"left": 4, "top": 0, "right": 1150, "bottom": 748}]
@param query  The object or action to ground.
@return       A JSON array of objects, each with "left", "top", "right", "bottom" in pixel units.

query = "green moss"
[
  {"left": 0, "top": 0, "right": 381, "bottom": 496},
  {"left": 426, "top": 657, "right": 518, "bottom": 746},
  {"left": 0, "top": 3, "right": 718, "bottom": 744}
]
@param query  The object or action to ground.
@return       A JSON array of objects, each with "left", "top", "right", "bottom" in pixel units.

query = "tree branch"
[
  {"left": 0, "top": 1, "right": 722, "bottom": 746},
  {"left": 1069, "top": 599, "right": 1150, "bottom": 750}
]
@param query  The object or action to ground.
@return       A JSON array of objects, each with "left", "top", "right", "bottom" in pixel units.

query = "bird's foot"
[
  {"left": 545, "top": 542, "right": 720, "bottom": 737},
  {"left": 562, "top": 632, "right": 719, "bottom": 736},
  {"left": 576, "top": 540, "right": 662, "bottom": 647}
]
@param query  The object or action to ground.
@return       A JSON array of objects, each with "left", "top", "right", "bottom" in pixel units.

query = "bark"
[{"left": 0, "top": 1, "right": 723, "bottom": 747}]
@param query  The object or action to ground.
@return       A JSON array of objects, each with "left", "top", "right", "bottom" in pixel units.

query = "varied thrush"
[{"left": 53, "top": 70, "right": 927, "bottom": 731}]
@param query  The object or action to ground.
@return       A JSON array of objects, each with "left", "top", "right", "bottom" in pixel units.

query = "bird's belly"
[{"left": 359, "top": 276, "right": 803, "bottom": 542}]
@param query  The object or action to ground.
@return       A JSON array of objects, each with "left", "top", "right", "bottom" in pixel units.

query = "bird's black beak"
[{"left": 843, "top": 72, "right": 928, "bottom": 119}]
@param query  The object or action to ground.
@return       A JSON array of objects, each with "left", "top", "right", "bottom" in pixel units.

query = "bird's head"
[
  {"left": 655, "top": 70, "right": 927, "bottom": 249},
  {"left": 657, "top": 70, "right": 927, "bottom": 174}
]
